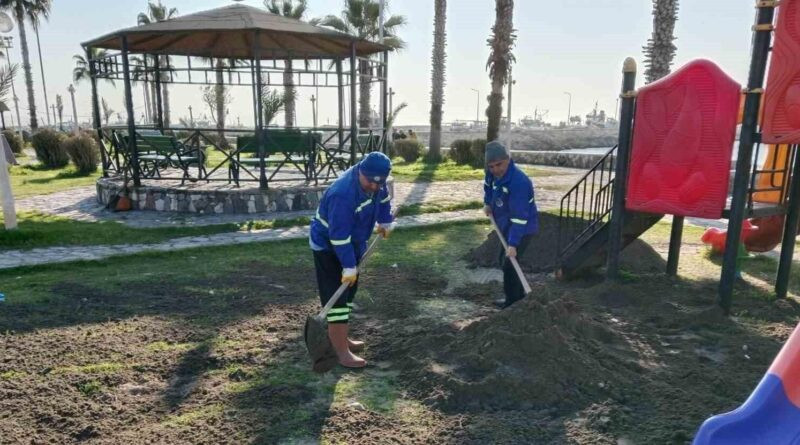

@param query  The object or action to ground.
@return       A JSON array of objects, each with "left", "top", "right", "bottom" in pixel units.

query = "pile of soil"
[
  {"left": 400, "top": 287, "right": 642, "bottom": 411},
  {"left": 465, "top": 213, "right": 668, "bottom": 274},
  {"left": 465, "top": 213, "right": 562, "bottom": 272}
]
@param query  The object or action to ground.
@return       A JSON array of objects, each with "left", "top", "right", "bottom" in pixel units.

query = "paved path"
[{"left": 0, "top": 210, "right": 486, "bottom": 270}]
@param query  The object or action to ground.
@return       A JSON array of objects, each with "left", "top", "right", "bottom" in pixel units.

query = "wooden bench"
[{"left": 231, "top": 129, "right": 320, "bottom": 186}]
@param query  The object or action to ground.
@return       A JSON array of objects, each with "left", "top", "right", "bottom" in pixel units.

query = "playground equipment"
[
  {"left": 557, "top": 0, "right": 800, "bottom": 314},
  {"left": 693, "top": 321, "right": 800, "bottom": 444}
]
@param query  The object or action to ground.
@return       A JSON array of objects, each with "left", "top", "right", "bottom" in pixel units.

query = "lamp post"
[
  {"left": 188, "top": 105, "right": 194, "bottom": 126},
  {"left": 310, "top": 94, "right": 317, "bottom": 128},
  {"left": 470, "top": 88, "right": 480, "bottom": 127},
  {"left": 1, "top": 37, "right": 22, "bottom": 139},
  {"left": 563, "top": 91, "right": 572, "bottom": 126},
  {"left": 67, "top": 84, "right": 78, "bottom": 134}
]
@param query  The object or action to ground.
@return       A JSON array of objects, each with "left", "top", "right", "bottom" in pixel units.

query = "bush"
[
  {"left": 449, "top": 139, "right": 474, "bottom": 165},
  {"left": 2, "top": 130, "right": 22, "bottom": 154},
  {"left": 392, "top": 139, "right": 424, "bottom": 163},
  {"left": 470, "top": 138, "right": 487, "bottom": 168},
  {"left": 63, "top": 134, "right": 100, "bottom": 174},
  {"left": 32, "top": 128, "right": 68, "bottom": 168}
]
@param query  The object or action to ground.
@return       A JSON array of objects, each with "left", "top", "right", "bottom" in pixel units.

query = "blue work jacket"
[{"left": 484, "top": 160, "right": 539, "bottom": 246}]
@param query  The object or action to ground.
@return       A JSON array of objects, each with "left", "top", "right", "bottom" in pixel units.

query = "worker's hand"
[
  {"left": 506, "top": 246, "right": 517, "bottom": 258},
  {"left": 483, "top": 205, "right": 492, "bottom": 217},
  {"left": 376, "top": 222, "right": 395, "bottom": 239},
  {"left": 341, "top": 267, "right": 358, "bottom": 287}
]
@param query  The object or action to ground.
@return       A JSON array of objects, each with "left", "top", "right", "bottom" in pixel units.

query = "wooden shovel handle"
[{"left": 489, "top": 214, "right": 533, "bottom": 295}]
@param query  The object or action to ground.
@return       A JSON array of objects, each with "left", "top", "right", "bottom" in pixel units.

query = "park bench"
[
  {"left": 121, "top": 132, "right": 206, "bottom": 183},
  {"left": 231, "top": 129, "right": 320, "bottom": 186}
]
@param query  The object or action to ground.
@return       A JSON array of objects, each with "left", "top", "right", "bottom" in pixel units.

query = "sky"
[{"left": 4, "top": 0, "right": 756, "bottom": 128}]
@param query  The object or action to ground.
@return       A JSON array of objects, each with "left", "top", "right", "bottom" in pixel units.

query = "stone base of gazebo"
[{"left": 96, "top": 177, "right": 327, "bottom": 214}]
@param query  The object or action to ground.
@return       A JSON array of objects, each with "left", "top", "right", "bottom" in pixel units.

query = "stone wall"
[
  {"left": 96, "top": 178, "right": 326, "bottom": 214},
  {"left": 440, "top": 147, "right": 613, "bottom": 170}
]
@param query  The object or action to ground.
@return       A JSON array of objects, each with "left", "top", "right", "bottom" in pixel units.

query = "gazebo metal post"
[
  {"left": 250, "top": 59, "right": 259, "bottom": 130},
  {"left": 86, "top": 46, "right": 108, "bottom": 177},
  {"left": 381, "top": 50, "right": 388, "bottom": 153},
  {"left": 121, "top": 36, "right": 141, "bottom": 186},
  {"left": 349, "top": 42, "right": 357, "bottom": 165},
  {"left": 336, "top": 59, "right": 344, "bottom": 151},
  {"left": 254, "top": 32, "right": 267, "bottom": 189},
  {"left": 154, "top": 54, "right": 164, "bottom": 132}
]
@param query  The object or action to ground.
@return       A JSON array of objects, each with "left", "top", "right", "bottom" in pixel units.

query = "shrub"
[
  {"left": 392, "top": 139, "right": 424, "bottom": 163},
  {"left": 63, "top": 134, "right": 100, "bottom": 174},
  {"left": 470, "top": 138, "right": 487, "bottom": 169},
  {"left": 2, "top": 130, "right": 22, "bottom": 154},
  {"left": 32, "top": 128, "right": 68, "bottom": 168},
  {"left": 449, "top": 139, "right": 474, "bottom": 165}
]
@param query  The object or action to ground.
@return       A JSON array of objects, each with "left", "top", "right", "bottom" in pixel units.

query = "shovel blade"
[{"left": 304, "top": 314, "right": 336, "bottom": 371}]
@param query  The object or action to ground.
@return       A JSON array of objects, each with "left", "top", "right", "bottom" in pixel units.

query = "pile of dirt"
[
  {"left": 465, "top": 213, "right": 562, "bottom": 272},
  {"left": 400, "top": 288, "right": 642, "bottom": 411},
  {"left": 465, "top": 212, "right": 667, "bottom": 274}
]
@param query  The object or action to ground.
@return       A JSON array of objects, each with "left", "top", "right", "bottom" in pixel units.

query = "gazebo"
[{"left": 82, "top": 4, "right": 391, "bottom": 197}]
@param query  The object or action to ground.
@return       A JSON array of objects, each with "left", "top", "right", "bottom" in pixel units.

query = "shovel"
[
  {"left": 304, "top": 222, "right": 391, "bottom": 373},
  {"left": 489, "top": 214, "right": 532, "bottom": 295}
]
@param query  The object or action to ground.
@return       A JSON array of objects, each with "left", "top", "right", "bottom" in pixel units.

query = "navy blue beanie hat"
[{"left": 359, "top": 152, "right": 392, "bottom": 184}]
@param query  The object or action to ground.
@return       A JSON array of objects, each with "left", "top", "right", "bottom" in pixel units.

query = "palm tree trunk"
[
  {"left": 14, "top": 7, "right": 37, "bottom": 130},
  {"left": 486, "top": 0, "right": 515, "bottom": 142},
  {"left": 142, "top": 83, "right": 151, "bottom": 123},
  {"left": 428, "top": 0, "right": 447, "bottom": 161},
  {"left": 161, "top": 56, "right": 171, "bottom": 127},
  {"left": 283, "top": 60, "right": 295, "bottom": 127},
  {"left": 358, "top": 59, "right": 372, "bottom": 128},
  {"left": 150, "top": 78, "right": 158, "bottom": 123},
  {"left": 215, "top": 59, "right": 226, "bottom": 147},
  {"left": 643, "top": 0, "right": 679, "bottom": 83}
]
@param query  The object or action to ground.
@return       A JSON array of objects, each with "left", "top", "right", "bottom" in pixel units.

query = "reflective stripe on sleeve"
[
  {"left": 380, "top": 195, "right": 391, "bottom": 204},
  {"left": 330, "top": 236, "right": 352, "bottom": 246},
  {"left": 315, "top": 210, "right": 329, "bottom": 228},
  {"left": 355, "top": 199, "right": 373, "bottom": 213},
  {"left": 511, "top": 218, "right": 527, "bottom": 225}
]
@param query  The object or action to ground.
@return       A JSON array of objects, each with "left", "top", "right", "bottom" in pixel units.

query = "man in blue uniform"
[
  {"left": 309, "top": 152, "right": 394, "bottom": 368},
  {"left": 483, "top": 141, "right": 539, "bottom": 308}
]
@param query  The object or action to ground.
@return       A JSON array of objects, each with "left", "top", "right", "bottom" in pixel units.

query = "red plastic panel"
[
  {"left": 625, "top": 59, "right": 740, "bottom": 218},
  {"left": 763, "top": 0, "right": 800, "bottom": 144}
]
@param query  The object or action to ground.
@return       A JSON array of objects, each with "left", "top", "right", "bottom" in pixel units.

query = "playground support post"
[
  {"left": 606, "top": 57, "right": 637, "bottom": 280},
  {"left": 719, "top": 2, "right": 775, "bottom": 312},
  {"left": 667, "top": 216, "right": 684, "bottom": 275},
  {"left": 776, "top": 146, "right": 800, "bottom": 298}
]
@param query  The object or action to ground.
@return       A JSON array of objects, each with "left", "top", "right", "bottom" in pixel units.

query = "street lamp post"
[
  {"left": 1, "top": 37, "right": 22, "bottom": 140},
  {"left": 188, "top": 105, "right": 194, "bottom": 126},
  {"left": 310, "top": 94, "right": 317, "bottom": 128},
  {"left": 563, "top": 91, "right": 572, "bottom": 126},
  {"left": 470, "top": 88, "right": 480, "bottom": 127},
  {"left": 67, "top": 84, "right": 78, "bottom": 134}
]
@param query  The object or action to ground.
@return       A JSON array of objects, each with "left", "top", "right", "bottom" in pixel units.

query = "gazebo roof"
[{"left": 82, "top": 4, "right": 390, "bottom": 60}]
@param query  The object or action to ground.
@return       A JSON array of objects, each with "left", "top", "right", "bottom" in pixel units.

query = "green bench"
[
  {"left": 231, "top": 129, "right": 320, "bottom": 186},
  {"left": 122, "top": 132, "right": 205, "bottom": 183}
]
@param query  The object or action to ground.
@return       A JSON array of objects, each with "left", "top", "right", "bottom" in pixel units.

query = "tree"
[
  {"left": 265, "top": 0, "right": 307, "bottom": 128},
  {"left": 315, "top": 0, "right": 406, "bottom": 128},
  {"left": 0, "top": 0, "right": 52, "bottom": 130},
  {"left": 55, "top": 93, "right": 62, "bottom": 130},
  {"left": 643, "top": 0, "right": 678, "bottom": 84},
  {"left": 427, "top": 0, "right": 446, "bottom": 162},
  {"left": 261, "top": 88, "right": 286, "bottom": 126},
  {"left": 138, "top": 1, "right": 178, "bottom": 127},
  {"left": 201, "top": 85, "right": 232, "bottom": 129},
  {"left": 101, "top": 98, "right": 113, "bottom": 126},
  {"left": 485, "top": 0, "right": 516, "bottom": 142},
  {"left": 0, "top": 63, "right": 18, "bottom": 108},
  {"left": 73, "top": 49, "right": 115, "bottom": 87}
]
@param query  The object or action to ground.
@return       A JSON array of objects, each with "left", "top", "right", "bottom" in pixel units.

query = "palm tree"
[
  {"left": 73, "top": 48, "right": 115, "bottom": 87},
  {"left": 101, "top": 98, "right": 113, "bottom": 126},
  {"left": 129, "top": 56, "right": 152, "bottom": 123},
  {"left": 315, "top": 0, "right": 406, "bottom": 128},
  {"left": 485, "top": 0, "right": 516, "bottom": 142},
  {"left": 55, "top": 93, "right": 62, "bottom": 130},
  {"left": 138, "top": 1, "right": 178, "bottom": 127},
  {"left": 261, "top": 88, "right": 286, "bottom": 126},
  {"left": 265, "top": 0, "right": 307, "bottom": 128},
  {"left": 427, "top": 0, "right": 447, "bottom": 162},
  {"left": 643, "top": 0, "right": 679, "bottom": 83},
  {"left": 0, "top": 0, "right": 52, "bottom": 130}
]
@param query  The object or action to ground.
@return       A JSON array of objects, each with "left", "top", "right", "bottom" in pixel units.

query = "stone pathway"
[{"left": 0, "top": 209, "right": 486, "bottom": 270}]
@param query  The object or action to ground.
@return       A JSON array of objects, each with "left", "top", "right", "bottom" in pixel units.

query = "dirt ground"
[{"left": 1, "top": 223, "right": 799, "bottom": 444}]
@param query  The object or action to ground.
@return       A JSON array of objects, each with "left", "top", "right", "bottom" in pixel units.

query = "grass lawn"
[
  {"left": 9, "top": 164, "right": 99, "bottom": 199},
  {"left": 2, "top": 220, "right": 800, "bottom": 443},
  {"left": 390, "top": 158, "right": 558, "bottom": 182}
]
